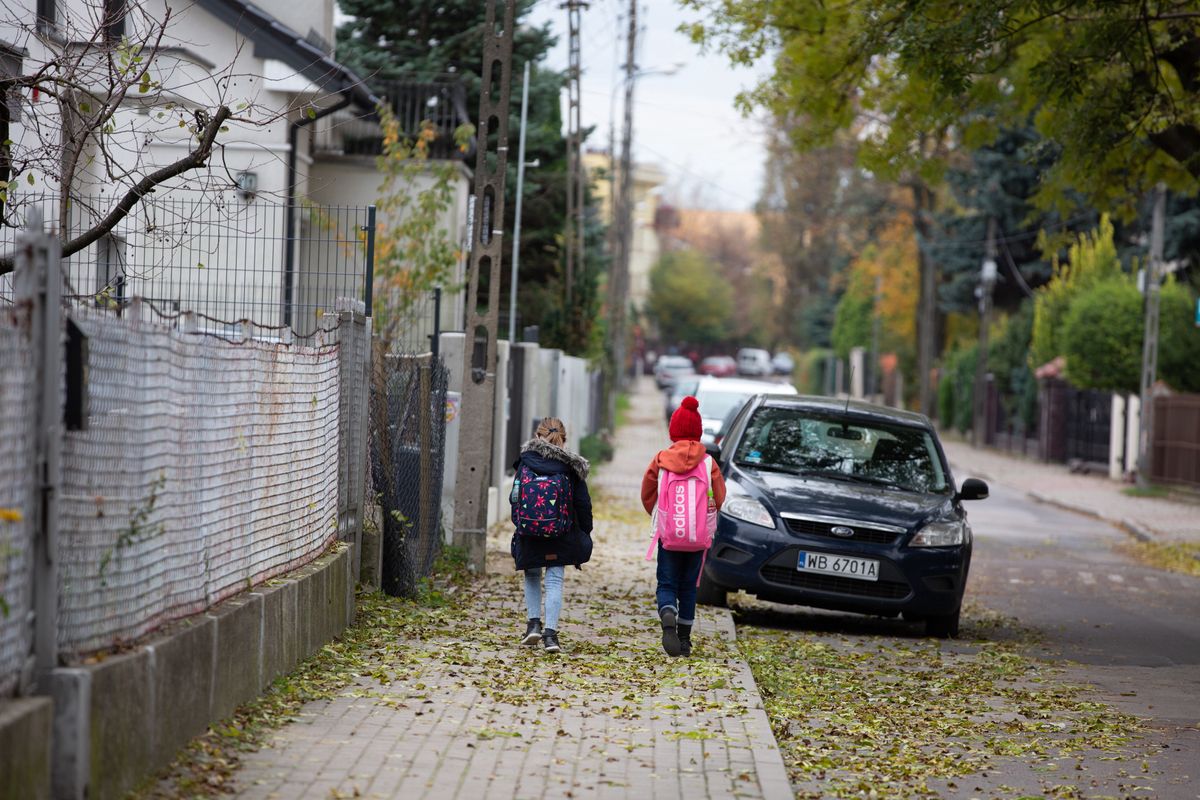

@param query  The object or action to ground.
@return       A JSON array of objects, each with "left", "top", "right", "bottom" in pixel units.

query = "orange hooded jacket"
[{"left": 641, "top": 440, "right": 726, "bottom": 515}]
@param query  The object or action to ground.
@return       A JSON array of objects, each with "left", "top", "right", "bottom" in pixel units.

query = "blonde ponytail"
[{"left": 535, "top": 417, "right": 567, "bottom": 447}]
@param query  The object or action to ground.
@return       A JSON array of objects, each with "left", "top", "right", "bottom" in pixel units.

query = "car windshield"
[{"left": 732, "top": 407, "right": 949, "bottom": 493}]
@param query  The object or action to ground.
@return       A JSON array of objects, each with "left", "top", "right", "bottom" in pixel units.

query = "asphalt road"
[{"left": 962, "top": 479, "right": 1200, "bottom": 798}]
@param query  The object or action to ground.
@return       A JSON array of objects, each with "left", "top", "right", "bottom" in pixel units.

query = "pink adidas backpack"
[{"left": 646, "top": 456, "right": 717, "bottom": 558}]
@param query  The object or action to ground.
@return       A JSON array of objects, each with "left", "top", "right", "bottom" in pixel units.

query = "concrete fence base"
[{"left": 0, "top": 545, "right": 355, "bottom": 800}]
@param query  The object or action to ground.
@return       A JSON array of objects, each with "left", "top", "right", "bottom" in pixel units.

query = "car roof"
[
  {"left": 695, "top": 376, "right": 798, "bottom": 394},
  {"left": 758, "top": 394, "right": 933, "bottom": 427}
]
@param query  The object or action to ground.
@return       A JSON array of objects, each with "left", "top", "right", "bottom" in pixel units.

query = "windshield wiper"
[
  {"left": 736, "top": 462, "right": 803, "bottom": 476},
  {"left": 801, "top": 469, "right": 908, "bottom": 491}
]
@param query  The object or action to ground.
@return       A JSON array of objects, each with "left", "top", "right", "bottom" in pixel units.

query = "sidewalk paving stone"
[
  {"left": 227, "top": 377, "right": 792, "bottom": 799},
  {"left": 943, "top": 439, "right": 1199, "bottom": 545}
]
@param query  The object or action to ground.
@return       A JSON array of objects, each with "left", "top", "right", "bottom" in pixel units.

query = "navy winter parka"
[{"left": 510, "top": 438, "right": 594, "bottom": 571}]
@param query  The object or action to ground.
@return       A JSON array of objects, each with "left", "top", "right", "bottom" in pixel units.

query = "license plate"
[{"left": 796, "top": 551, "right": 879, "bottom": 582}]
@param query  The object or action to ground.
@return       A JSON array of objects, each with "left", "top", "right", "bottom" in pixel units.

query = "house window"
[
  {"left": 95, "top": 235, "right": 126, "bottom": 308},
  {"left": 0, "top": 43, "right": 21, "bottom": 197},
  {"left": 36, "top": 0, "right": 56, "bottom": 28},
  {"left": 104, "top": 0, "right": 126, "bottom": 42}
]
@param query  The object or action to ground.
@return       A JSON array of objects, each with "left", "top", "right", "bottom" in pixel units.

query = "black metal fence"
[
  {"left": 1, "top": 194, "right": 373, "bottom": 338},
  {"left": 1038, "top": 378, "right": 1112, "bottom": 466},
  {"left": 369, "top": 349, "right": 450, "bottom": 597}
]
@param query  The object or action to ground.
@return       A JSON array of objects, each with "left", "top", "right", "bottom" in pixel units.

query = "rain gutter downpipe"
[{"left": 284, "top": 91, "right": 355, "bottom": 328}]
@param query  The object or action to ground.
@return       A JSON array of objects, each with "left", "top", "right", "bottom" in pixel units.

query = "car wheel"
[
  {"left": 925, "top": 609, "right": 960, "bottom": 639},
  {"left": 696, "top": 571, "right": 728, "bottom": 608}
]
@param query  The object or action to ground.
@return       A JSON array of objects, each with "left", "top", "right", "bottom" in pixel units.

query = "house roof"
[{"left": 195, "top": 0, "right": 380, "bottom": 112}]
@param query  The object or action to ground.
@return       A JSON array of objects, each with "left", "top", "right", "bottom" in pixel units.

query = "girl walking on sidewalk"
[
  {"left": 642, "top": 396, "right": 726, "bottom": 656},
  {"left": 510, "top": 417, "right": 593, "bottom": 653}
]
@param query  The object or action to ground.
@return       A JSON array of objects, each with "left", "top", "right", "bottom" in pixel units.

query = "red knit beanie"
[{"left": 669, "top": 396, "right": 703, "bottom": 442}]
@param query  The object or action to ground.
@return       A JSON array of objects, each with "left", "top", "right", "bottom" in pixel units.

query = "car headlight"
[
  {"left": 722, "top": 496, "right": 775, "bottom": 529},
  {"left": 910, "top": 520, "right": 966, "bottom": 547}
]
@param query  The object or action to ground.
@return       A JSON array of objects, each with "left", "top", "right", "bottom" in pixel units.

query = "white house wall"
[{"left": 1, "top": 0, "right": 367, "bottom": 330}]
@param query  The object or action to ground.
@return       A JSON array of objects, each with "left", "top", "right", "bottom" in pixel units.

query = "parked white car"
[
  {"left": 736, "top": 348, "right": 773, "bottom": 377},
  {"left": 692, "top": 376, "right": 798, "bottom": 445}
]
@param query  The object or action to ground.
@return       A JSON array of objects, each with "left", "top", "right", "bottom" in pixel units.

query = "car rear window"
[{"left": 732, "top": 407, "right": 948, "bottom": 493}]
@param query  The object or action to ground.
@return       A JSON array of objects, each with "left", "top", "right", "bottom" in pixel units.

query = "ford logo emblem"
[{"left": 831, "top": 526, "right": 855, "bottom": 537}]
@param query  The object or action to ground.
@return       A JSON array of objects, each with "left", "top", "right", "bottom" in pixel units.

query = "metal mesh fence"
[
  {"left": 369, "top": 350, "right": 449, "bottom": 597},
  {"left": 56, "top": 302, "right": 344, "bottom": 656},
  {"left": 0, "top": 194, "right": 371, "bottom": 338},
  {"left": 0, "top": 303, "right": 36, "bottom": 696}
]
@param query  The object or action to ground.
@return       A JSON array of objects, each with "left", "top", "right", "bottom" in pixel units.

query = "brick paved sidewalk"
[
  {"left": 228, "top": 377, "right": 792, "bottom": 800},
  {"left": 943, "top": 439, "right": 1200, "bottom": 544}
]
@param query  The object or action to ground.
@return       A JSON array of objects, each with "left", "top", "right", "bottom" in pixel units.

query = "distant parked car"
[
  {"left": 736, "top": 348, "right": 773, "bottom": 377},
  {"left": 772, "top": 351, "right": 796, "bottom": 375},
  {"left": 665, "top": 375, "right": 702, "bottom": 425},
  {"left": 697, "top": 394, "right": 989, "bottom": 638},
  {"left": 654, "top": 355, "right": 694, "bottom": 389},
  {"left": 700, "top": 355, "right": 738, "bottom": 378},
  {"left": 692, "top": 376, "right": 798, "bottom": 445}
]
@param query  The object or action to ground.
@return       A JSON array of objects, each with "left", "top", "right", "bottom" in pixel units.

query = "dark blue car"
[{"left": 698, "top": 395, "right": 989, "bottom": 637}]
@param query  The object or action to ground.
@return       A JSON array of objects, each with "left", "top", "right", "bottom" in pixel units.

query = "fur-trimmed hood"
[{"left": 519, "top": 437, "right": 590, "bottom": 481}]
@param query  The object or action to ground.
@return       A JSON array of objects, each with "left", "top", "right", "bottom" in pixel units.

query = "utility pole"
[
  {"left": 973, "top": 217, "right": 998, "bottom": 446},
  {"left": 869, "top": 274, "right": 882, "bottom": 400},
  {"left": 562, "top": 1, "right": 588, "bottom": 307},
  {"left": 452, "top": 0, "right": 517, "bottom": 572},
  {"left": 609, "top": 0, "right": 637, "bottom": 401},
  {"left": 509, "top": 61, "right": 531, "bottom": 344},
  {"left": 1137, "top": 184, "right": 1167, "bottom": 488}
]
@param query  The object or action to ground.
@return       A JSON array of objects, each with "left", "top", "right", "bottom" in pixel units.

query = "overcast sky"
[{"left": 526, "top": 0, "right": 769, "bottom": 211}]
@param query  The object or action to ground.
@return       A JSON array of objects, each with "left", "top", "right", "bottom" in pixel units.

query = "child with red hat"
[{"left": 641, "top": 396, "right": 726, "bottom": 656}]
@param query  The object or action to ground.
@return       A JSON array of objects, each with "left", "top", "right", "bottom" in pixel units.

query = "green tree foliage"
[
  {"left": 831, "top": 290, "right": 872, "bottom": 359},
  {"left": 681, "top": 0, "right": 1200, "bottom": 211},
  {"left": 1061, "top": 280, "right": 1145, "bottom": 392},
  {"left": 646, "top": 250, "right": 733, "bottom": 346},
  {"left": 1030, "top": 216, "right": 1124, "bottom": 368},
  {"left": 987, "top": 302, "right": 1039, "bottom": 431}
]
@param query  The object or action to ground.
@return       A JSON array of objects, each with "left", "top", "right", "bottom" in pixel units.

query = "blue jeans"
[
  {"left": 656, "top": 546, "right": 704, "bottom": 625},
  {"left": 524, "top": 566, "right": 565, "bottom": 630}
]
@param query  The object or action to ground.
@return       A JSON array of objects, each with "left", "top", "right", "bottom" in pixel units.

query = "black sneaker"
[
  {"left": 678, "top": 624, "right": 693, "bottom": 657},
  {"left": 542, "top": 628, "right": 561, "bottom": 653},
  {"left": 660, "top": 608, "right": 682, "bottom": 657},
  {"left": 521, "top": 618, "right": 543, "bottom": 646}
]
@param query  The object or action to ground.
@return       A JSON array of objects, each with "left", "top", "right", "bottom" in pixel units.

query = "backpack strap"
[{"left": 645, "top": 467, "right": 665, "bottom": 560}]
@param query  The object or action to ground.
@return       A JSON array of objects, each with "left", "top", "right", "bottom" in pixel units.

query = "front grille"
[
  {"left": 761, "top": 564, "right": 911, "bottom": 599},
  {"left": 783, "top": 517, "right": 901, "bottom": 545}
]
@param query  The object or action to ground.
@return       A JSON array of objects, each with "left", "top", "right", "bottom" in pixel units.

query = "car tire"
[
  {"left": 925, "top": 609, "right": 960, "bottom": 639},
  {"left": 696, "top": 571, "right": 728, "bottom": 608}
]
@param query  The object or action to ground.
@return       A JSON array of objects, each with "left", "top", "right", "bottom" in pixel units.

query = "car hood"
[{"left": 729, "top": 464, "right": 953, "bottom": 531}]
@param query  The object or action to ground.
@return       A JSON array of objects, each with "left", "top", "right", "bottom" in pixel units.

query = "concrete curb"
[
  {"left": 711, "top": 609, "right": 794, "bottom": 800},
  {"left": 1024, "top": 491, "right": 1158, "bottom": 543}
]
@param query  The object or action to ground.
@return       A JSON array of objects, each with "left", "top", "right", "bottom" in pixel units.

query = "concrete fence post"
[
  {"left": 12, "top": 213, "right": 64, "bottom": 696},
  {"left": 1109, "top": 394, "right": 1126, "bottom": 480}
]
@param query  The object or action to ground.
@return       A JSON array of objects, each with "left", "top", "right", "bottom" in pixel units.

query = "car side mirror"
[
  {"left": 704, "top": 443, "right": 721, "bottom": 461},
  {"left": 956, "top": 478, "right": 989, "bottom": 501}
]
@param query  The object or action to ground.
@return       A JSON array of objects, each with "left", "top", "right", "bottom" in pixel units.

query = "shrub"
[
  {"left": 936, "top": 344, "right": 978, "bottom": 433},
  {"left": 1061, "top": 278, "right": 1143, "bottom": 392},
  {"left": 1158, "top": 281, "right": 1200, "bottom": 393}
]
